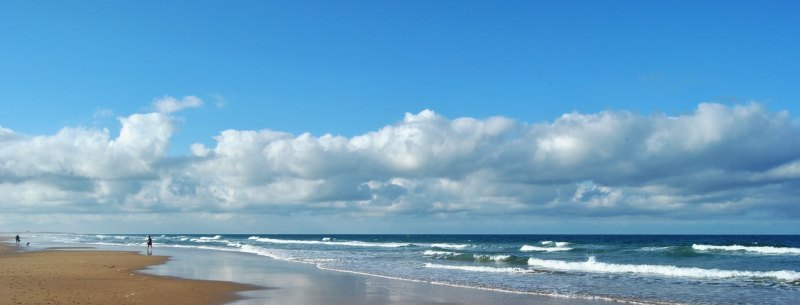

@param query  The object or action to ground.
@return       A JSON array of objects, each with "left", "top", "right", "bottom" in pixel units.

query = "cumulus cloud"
[
  {"left": 2, "top": 102, "right": 800, "bottom": 227},
  {"left": 0, "top": 113, "right": 174, "bottom": 212},
  {"left": 153, "top": 95, "right": 203, "bottom": 113}
]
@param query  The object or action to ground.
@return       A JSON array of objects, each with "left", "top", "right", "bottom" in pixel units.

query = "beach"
[
  {"left": 143, "top": 245, "right": 619, "bottom": 305},
  {"left": 5, "top": 234, "right": 799, "bottom": 305},
  {"left": 0, "top": 238, "right": 256, "bottom": 305},
  {"left": 2, "top": 234, "right": 628, "bottom": 305}
]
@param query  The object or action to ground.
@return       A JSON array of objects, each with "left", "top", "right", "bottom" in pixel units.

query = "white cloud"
[
  {"left": 2, "top": 101, "right": 800, "bottom": 230},
  {"left": 190, "top": 143, "right": 211, "bottom": 157},
  {"left": 572, "top": 181, "right": 622, "bottom": 208},
  {"left": 92, "top": 108, "right": 114, "bottom": 118},
  {"left": 0, "top": 112, "right": 174, "bottom": 212},
  {"left": 0, "top": 113, "right": 172, "bottom": 180},
  {"left": 152, "top": 95, "right": 203, "bottom": 113}
]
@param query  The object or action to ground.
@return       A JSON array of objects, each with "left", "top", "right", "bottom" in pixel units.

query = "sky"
[{"left": 1, "top": 1, "right": 799, "bottom": 234}]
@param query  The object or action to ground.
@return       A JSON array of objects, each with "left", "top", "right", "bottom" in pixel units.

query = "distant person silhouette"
[
  {"left": 15, "top": 234, "right": 20, "bottom": 245},
  {"left": 147, "top": 235, "right": 153, "bottom": 255}
]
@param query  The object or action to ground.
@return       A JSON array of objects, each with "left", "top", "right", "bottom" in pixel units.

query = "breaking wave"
[
  {"left": 248, "top": 236, "right": 412, "bottom": 248},
  {"left": 540, "top": 241, "right": 570, "bottom": 247},
  {"left": 474, "top": 254, "right": 512, "bottom": 262},
  {"left": 520, "top": 245, "right": 572, "bottom": 252},
  {"left": 527, "top": 256, "right": 800, "bottom": 282},
  {"left": 190, "top": 235, "right": 226, "bottom": 243},
  {"left": 423, "top": 250, "right": 459, "bottom": 256},
  {"left": 430, "top": 243, "right": 469, "bottom": 250},
  {"left": 424, "top": 263, "right": 534, "bottom": 273},
  {"left": 692, "top": 244, "right": 800, "bottom": 255}
]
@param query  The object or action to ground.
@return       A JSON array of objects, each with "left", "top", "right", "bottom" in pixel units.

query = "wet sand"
[
  {"left": 145, "top": 245, "right": 626, "bottom": 305},
  {"left": 0, "top": 239, "right": 257, "bottom": 305}
]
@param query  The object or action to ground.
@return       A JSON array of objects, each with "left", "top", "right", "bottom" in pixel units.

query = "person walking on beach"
[
  {"left": 147, "top": 235, "right": 153, "bottom": 249},
  {"left": 15, "top": 234, "right": 20, "bottom": 245}
]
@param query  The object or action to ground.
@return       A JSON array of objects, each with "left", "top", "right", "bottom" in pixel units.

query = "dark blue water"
[{"left": 38, "top": 234, "right": 800, "bottom": 305}]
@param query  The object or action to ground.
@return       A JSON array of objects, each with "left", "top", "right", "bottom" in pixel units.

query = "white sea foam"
[
  {"left": 540, "top": 241, "right": 571, "bottom": 247},
  {"left": 237, "top": 244, "right": 295, "bottom": 261},
  {"left": 527, "top": 256, "right": 800, "bottom": 282},
  {"left": 248, "top": 236, "right": 411, "bottom": 248},
  {"left": 129, "top": 241, "right": 301, "bottom": 263},
  {"left": 198, "top": 235, "right": 222, "bottom": 240},
  {"left": 321, "top": 237, "right": 332, "bottom": 241},
  {"left": 430, "top": 243, "right": 469, "bottom": 250},
  {"left": 476, "top": 254, "right": 511, "bottom": 262},
  {"left": 424, "top": 251, "right": 510, "bottom": 262},
  {"left": 520, "top": 245, "right": 573, "bottom": 252},
  {"left": 425, "top": 263, "right": 533, "bottom": 273},
  {"left": 423, "top": 250, "right": 458, "bottom": 256},
  {"left": 639, "top": 246, "right": 673, "bottom": 252},
  {"left": 692, "top": 244, "right": 800, "bottom": 255},
  {"left": 191, "top": 235, "right": 226, "bottom": 243}
]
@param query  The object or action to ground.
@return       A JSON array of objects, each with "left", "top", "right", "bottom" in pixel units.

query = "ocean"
[{"left": 28, "top": 234, "right": 800, "bottom": 305}]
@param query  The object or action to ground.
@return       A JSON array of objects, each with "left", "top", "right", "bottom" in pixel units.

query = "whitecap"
[
  {"left": 520, "top": 245, "right": 573, "bottom": 252},
  {"left": 539, "top": 241, "right": 570, "bottom": 248},
  {"left": 197, "top": 235, "right": 222, "bottom": 240},
  {"left": 425, "top": 263, "right": 533, "bottom": 273},
  {"left": 692, "top": 244, "right": 800, "bottom": 255},
  {"left": 527, "top": 256, "right": 800, "bottom": 282},
  {"left": 423, "top": 250, "right": 458, "bottom": 256},
  {"left": 475, "top": 254, "right": 511, "bottom": 262},
  {"left": 639, "top": 246, "right": 673, "bottom": 252},
  {"left": 430, "top": 243, "right": 470, "bottom": 250},
  {"left": 190, "top": 235, "right": 227, "bottom": 243},
  {"left": 248, "top": 236, "right": 411, "bottom": 248}
]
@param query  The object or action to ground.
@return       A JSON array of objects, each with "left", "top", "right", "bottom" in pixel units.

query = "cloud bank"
[{"left": 2, "top": 102, "right": 799, "bottom": 231}]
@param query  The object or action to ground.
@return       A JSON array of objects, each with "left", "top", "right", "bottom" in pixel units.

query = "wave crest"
[
  {"left": 430, "top": 243, "right": 469, "bottom": 250},
  {"left": 520, "top": 245, "right": 572, "bottom": 252},
  {"left": 692, "top": 244, "right": 800, "bottom": 255},
  {"left": 527, "top": 256, "right": 800, "bottom": 282},
  {"left": 424, "top": 263, "right": 533, "bottom": 273},
  {"left": 423, "top": 250, "right": 459, "bottom": 256},
  {"left": 247, "top": 236, "right": 411, "bottom": 248},
  {"left": 191, "top": 235, "right": 226, "bottom": 243}
]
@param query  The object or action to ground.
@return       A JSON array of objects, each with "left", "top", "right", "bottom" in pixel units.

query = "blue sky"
[{"left": 1, "top": 1, "right": 799, "bottom": 233}]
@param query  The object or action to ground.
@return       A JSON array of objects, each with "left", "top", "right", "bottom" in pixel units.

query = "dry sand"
[{"left": 0, "top": 240, "right": 258, "bottom": 305}]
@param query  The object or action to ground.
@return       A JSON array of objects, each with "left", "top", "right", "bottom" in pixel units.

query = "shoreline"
[
  {"left": 138, "top": 242, "right": 630, "bottom": 305},
  {"left": 0, "top": 237, "right": 259, "bottom": 305},
  {"left": 4, "top": 234, "right": 663, "bottom": 305}
]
